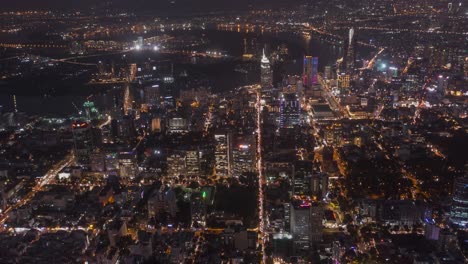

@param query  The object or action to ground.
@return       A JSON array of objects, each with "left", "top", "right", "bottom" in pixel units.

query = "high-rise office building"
[
  {"left": 110, "top": 119, "right": 120, "bottom": 139},
  {"left": 290, "top": 202, "right": 311, "bottom": 251},
  {"left": 450, "top": 176, "right": 468, "bottom": 227},
  {"left": 402, "top": 74, "right": 420, "bottom": 92},
  {"left": 342, "top": 28, "right": 357, "bottom": 73},
  {"left": 464, "top": 57, "right": 468, "bottom": 77},
  {"left": 437, "top": 75, "right": 449, "bottom": 95},
  {"left": 166, "top": 149, "right": 201, "bottom": 180},
  {"left": 337, "top": 73, "right": 351, "bottom": 92},
  {"left": 119, "top": 115, "right": 136, "bottom": 141},
  {"left": 292, "top": 161, "right": 313, "bottom": 197},
  {"left": 286, "top": 75, "right": 303, "bottom": 98},
  {"left": 310, "top": 203, "right": 323, "bottom": 244},
  {"left": 232, "top": 138, "right": 256, "bottom": 177},
  {"left": 296, "top": 80, "right": 303, "bottom": 99},
  {"left": 90, "top": 150, "right": 106, "bottom": 172},
  {"left": 214, "top": 131, "right": 232, "bottom": 177},
  {"left": 147, "top": 186, "right": 177, "bottom": 219},
  {"left": 279, "top": 93, "right": 300, "bottom": 129},
  {"left": 118, "top": 152, "right": 138, "bottom": 178},
  {"left": 324, "top": 66, "right": 332, "bottom": 80},
  {"left": 324, "top": 123, "right": 343, "bottom": 146},
  {"left": 72, "top": 121, "right": 93, "bottom": 166},
  {"left": 166, "top": 150, "right": 187, "bottom": 179},
  {"left": 311, "top": 173, "right": 329, "bottom": 200},
  {"left": 261, "top": 49, "right": 272, "bottom": 90},
  {"left": 168, "top": 117, "right": 189, "bottom": 134},
  {"left": 290, "top": 200, "right": 323, "bottom": 251},
  {"left": 284, "top": 203, "right": 291, "bottom": 232},
  {"left": 303, "top": 56, "right": 319, "bottom": 87},
  {"left": 151, "top": 118, "right": 162, "bottom": 132},
  {"left": 191, "top": 191, "right": 207, "bottom": 227},
  {"left": 144, "top": 85, "right": 160, "bottom": 106},
  {"left": 83, "top": 100, "right": 99, "bottom": 122},
  {"left": 185, "top": 149, "right": 201, "bottom": 178},
  {"left": 123, "top": 83, "right": 134, "bottom": 115}
]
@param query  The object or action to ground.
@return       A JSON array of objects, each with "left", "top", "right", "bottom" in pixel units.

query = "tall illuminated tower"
[
  {"left": 303, "top": 56, "right": 318, "bottom": 87},
  {"left": 450, "top": 176, "right": 468, "bottom": 227},
  {"left": 343, "top": 28, "right": 357, "bottom": 73},
  {"left": 214, "top": 131, "right": 232, "bottom": 177},
  {"left": 280, "top": 93, "right": 300, "bottom": 128},
  {"left": 123, "top": 83, "right": 133, "bottom": 116},
  {"left": 260, "top": 49, "right": 272, "bottom": 90},
  {"left": 72, "top": 121, "right": 93, "bottom": 165}
]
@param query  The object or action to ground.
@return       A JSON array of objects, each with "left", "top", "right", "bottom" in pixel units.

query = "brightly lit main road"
[
  {"left": 0, "top": 117, "right": 111, "bottom": 229},
  {"left": 255, "top": 89, "right": 267, "bottom": 263},
  {"left": 0, "top": 153, "right": 75, "bottom": 228}
]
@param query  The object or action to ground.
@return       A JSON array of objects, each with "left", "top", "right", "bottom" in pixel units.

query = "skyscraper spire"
[
  {"left": 349, "top": 28, "right": 354, "bottom": 47},
  {"left": 342, "top": 27, "right": 356, "bottom": 73},
  {"left": 260, "top": 49, "right": 272, "bottom": 89},
  {"left": 261, "top": 48, "right": 269, "bottom": 64},
  {"left": 123, "top": 83, "right": 133, "bottom": 116}
]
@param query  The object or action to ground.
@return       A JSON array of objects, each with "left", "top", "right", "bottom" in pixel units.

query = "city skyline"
[{"left": 0, "top": 0, "right": 466, "bottom": 263}]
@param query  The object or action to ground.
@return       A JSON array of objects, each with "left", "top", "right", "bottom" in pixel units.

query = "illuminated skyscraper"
[
  {"left": 342, "top": 28, "right": 357, "bottom": 73},
  {"left": 303, "top": 56, "right": 318, "bottom": 87},
  {"left": 185, "top": 149, "right": 201, "bottom": 178},
  {"left": 119, "top": 115, "right": 136, "bottom": 141},
  {"left": 296, "top": 80, "right": 303, "bottom": 99},
  {"left": 72, "top": 121, "right": 93, "bottom": 166},
  {"left": 311, "top": 172, "right": 329, "bottom": 200},
  {"left": 437, "top": 75, "right": 449, "bottom": 94},
  {"left": 166, "top": 150, "right": 187, "bottom": 179},
  {"left": 280, "top": 93, "right": 300, "bottom": 129},
  {"left": 118, "top": 152, "right": 138, "bottom": 178},
  {"left": 290, "top": 203, "right": 311, "bottom": 251},
  {"left": 337, "top": 73, "right": 351, "bottom": 93},
  {"left": 260, "top": 49, "right": 272, "bottom": 89},
  {"left": 324, "top": 123, "right": 343, "bottom": 146},
  {"left": 290, "top": 201, "right": 323, "bottom": 251},
  {"left": 83, "top": 100, "right": 98, "bottom": 121},
  {"left": 123, "top": 83, "right": 134, "bottom": 116},
  {"left": 450, "top": 176, "right": 468, "bottom": 227},
  {"left": 168, "top": 117, "right": 189, "bottom": 134},
  {"left": 214, "top": 131, "right": 232, "bottom": 177},
  {"left": 310, "top": 203, "right": 323, "bottom": 244},
  {"left": 191, "top": 191, "right": 207, "bottom": 227},
  {"left": 144, "top": 85, "right": 160, "bottom": 106},
  {"left": 232, "top": 136, "right": 256, "bottom": 177},
  {"left": 464, "top": 57, "right": 468, "bottom": 77},
  {"left": 292, "top": 160, "right": 313, "bottom": 197}
]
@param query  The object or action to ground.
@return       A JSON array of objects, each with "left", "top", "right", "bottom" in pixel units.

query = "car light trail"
[{"left": 256, "top": 89, "right": 267, "bottom": 263}]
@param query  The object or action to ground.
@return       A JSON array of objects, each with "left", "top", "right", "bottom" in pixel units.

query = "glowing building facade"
[
  {"left": 303, "top": 56, "right": 319, "bottom": 87},
  {"left": 450, "top": 176, "right": 468, "bottom": 227},
  {"left": 261, "top": 49, "right": 272, "bottom": 90},
  {"left": 279, "top": 93, "right": 300, "bottom": 129}
]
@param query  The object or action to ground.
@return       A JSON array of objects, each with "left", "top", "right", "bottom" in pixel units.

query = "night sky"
[{"left": 2, "top": 0, "right": 296, "bottom": 13}]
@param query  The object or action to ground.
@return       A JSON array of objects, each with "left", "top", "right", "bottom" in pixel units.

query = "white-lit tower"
[{"left": 260, "top": 49, "right": 272, "bottom": 90}]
